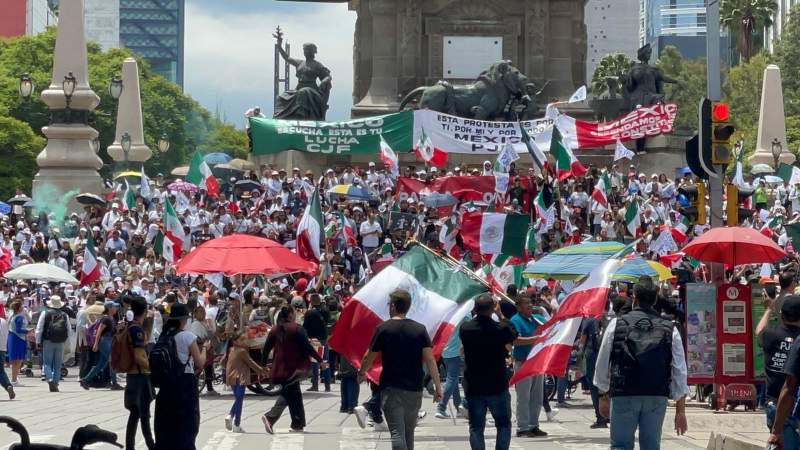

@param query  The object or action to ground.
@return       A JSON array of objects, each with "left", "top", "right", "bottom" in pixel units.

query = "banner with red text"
[
  {"left": 557, "top": 103, "right": 678, "bottom": 149},
  {"left": 397, "top": 176, "right": 533, "bottom": 211}
]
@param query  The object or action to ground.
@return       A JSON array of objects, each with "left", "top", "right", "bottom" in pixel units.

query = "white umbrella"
[
  {"left": 4, "top": 263, "right": 80, "bottom": 284},
  {"left": 751, "top": 163, "right": 774, "bottom": 175}
]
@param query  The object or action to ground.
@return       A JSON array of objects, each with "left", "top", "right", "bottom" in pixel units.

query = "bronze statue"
[
  {"left": 273, "top": 27, "right": 332, "bottom": 120},
  {"left": 398, "top": 61, "right": 529, "bottom": 121},
  {"left": 623, "top": 44, "right": 680, "bottom": 111}
]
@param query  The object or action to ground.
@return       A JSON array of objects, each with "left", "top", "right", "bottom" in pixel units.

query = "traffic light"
[
  {"left": 711, "top": 102, "right": 735, "bottom": 165},
  {"left": 726, "top": 184, "right": 754, "bottom": 225},
  {"left": 678, "top": 182, "right": 706, "bottom": 225}
]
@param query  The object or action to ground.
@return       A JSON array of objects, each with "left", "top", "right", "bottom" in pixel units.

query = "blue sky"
[{"left": 183, "top": 0, "right": 356, "bottom": 127}]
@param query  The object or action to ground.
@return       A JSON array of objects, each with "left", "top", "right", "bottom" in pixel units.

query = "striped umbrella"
[
  {"left": 328, "top": 184, "right": 373, "bottom": 200},
  {"left": 611, "top": 255, "right": 674, "bottom": 282},
  {"left": 523, "top": 241, "right": 625, "bottom": 280}
]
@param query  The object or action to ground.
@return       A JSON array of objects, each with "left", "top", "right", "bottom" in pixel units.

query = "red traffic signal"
[{"left": 712, "top": 102, "right": 729, "bottom": 122}]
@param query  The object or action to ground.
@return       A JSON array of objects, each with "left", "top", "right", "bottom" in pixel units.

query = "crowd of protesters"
[{"left": 1, "top": 155, "right": 800, "bottom": 450}]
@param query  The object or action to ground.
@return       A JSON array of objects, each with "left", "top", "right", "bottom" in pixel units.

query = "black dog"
[{"left": 0, "top": 416, "right": 122, "bottom": 450}]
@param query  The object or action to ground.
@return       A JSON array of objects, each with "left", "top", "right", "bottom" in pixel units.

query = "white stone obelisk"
[
  {"left": 108, "top": 57, "right": 152, "bottom": 164},
  {"left": 32, "top": 0, "right": 104, "bottom": 210},
  {"left": 748, "top": 64, "right": 795, "bottom": 167}
]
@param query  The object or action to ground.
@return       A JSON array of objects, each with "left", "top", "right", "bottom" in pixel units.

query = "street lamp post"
[
  {"left": 157, "top": 134, "right": 170, "bottom": 153},
  {"left": 121, "top": 132, "right": 132, "bottom": 170},
  {"left": 772, "top": 138, "right": 783, "bottom": 172},
  {"left": 18, "top": 73, "right": 34, "bottom": 100},
  {"left": 108, "top": 76, "right": 123, "bottom": 102}
]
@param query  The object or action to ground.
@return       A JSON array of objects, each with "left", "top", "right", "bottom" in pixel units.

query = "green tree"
[
  {"left": 774, "top": 6, "right": 800, "bottom": 116},
  {"left": 721, "top": 0, "right": 777, "bottom": 62},
  {"left": 0, "top": 116, "right": 44, "bottom": 199},
  {"left": 723, "top": 52, "right": 769, "bottom": 153},
  {"left": 656, "top": 46, "right": 707, "bottom": 132},
  {"left": 199, "top": 122, "right": 249, "bottom": 160},
  {"left": 590, "top": 53, "right": 634, "bottom": 96}
]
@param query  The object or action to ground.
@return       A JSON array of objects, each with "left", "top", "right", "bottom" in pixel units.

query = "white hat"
[
  {"left": 368, "top": 161, "right": 376, "bottom": 166},
  {"left": 47, "top": 295, "right": 64, "bottom": 309},
  {"left": 430, "top": 167, "right": 438, "bottom": 173},
  {"left": 112, "top": 203, "right": 119, "bottom": 208}
]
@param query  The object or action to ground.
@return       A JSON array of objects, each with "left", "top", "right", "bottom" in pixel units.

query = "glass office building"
[{"left": 119, "top": 0, "right": 185, "bottom": 87}]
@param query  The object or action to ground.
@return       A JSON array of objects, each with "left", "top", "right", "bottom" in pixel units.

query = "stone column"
[
  {"left": 748, "top": 64, "right": 795, "bottom": 167},
  {"left": 33, "top": 0, "right": 104, "bottom": 211},
  {"left": 351, "top": 0, "right": 400, "bottom": 117},
  {"left": 107, "top": 57, "right": 152, "bottom": 164}
]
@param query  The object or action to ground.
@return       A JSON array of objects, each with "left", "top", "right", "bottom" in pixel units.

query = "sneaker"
[
  {"left": 418, "top": 410, "right": 427, "bottom": 420},
  {"left": 516, "top": 430, "right": 531, "bottom": 438},
  {"left": 225, "top": 415, "right": 232, "bottom": 431},
  {"left": 557, "top": 401, "right": 571, "bottom": 408},
  {"left": 307, "top": 386, "right": 319, "bottom": 392},
  {"left": 374, "top": 421, "right": 389, "bottom": 432},
  {"left": 79, "top": 380, "right": 89, "bottom": 390},
  {"left": 457, "top": 405, "right": 468, "bottom": 419},
  {"left": 590, "top": 420, "right": 608, "bottom": 429},
  {"left": 528, "top": 427, "right": 548, "bottom": 437},
  {"left": 11, "top": 380, "right": 24, "bottom": 387},
  {"left": 353, "top": 406, "right": 368, "bottom": 429},
  {"left": 6, "top": 386, "right": 15, "bottom": 400},
  {"left": 205, "top": 389, "right": 221, "bottom": 397},
  {"left": 110, "top": 384, "right": 124, "bottom": 391},
  {"left": 434, "top": 410, "right": 451, "bottom": 419},
  {"left": 48, "top": 382, "right": 57, "bottom": 392},
  {"left": 261, "top": 415, "right": 274, "bottom": 435},
  {"left": 232, "top": 425, "right": 245, "bottom": 433},
  {"left": 289, "top": 428, "right": 304, "bottom": 433},
  {"left": 546, "top": 409, "right": 559, "bottom": 422}
]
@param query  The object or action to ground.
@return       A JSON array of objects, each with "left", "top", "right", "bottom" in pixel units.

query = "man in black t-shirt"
[
  {"left": 304, "top": 294, "right": 331, "bottom": 392},
  {"left": 124, "top": 296, "right": 155, "bottom": 450},
  {"left": 765, "top": 295, "right": 800, "bottom": 450},
  {"left": 359, "top": 289, "right": 442, "bottom": 450},
  {"left": 460, "top": 293, "right": 517, "bottom": 450}
]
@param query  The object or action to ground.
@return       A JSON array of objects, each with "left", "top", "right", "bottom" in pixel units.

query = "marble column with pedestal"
[
  {"left": 107, "top": 57, "right": 152, "bottom": 165},
  {"left": 748, "top": 64, "right": 795, "bottom": 167},
  {"left": 32, "top": 0, "right": 104, "bottom": 211}
]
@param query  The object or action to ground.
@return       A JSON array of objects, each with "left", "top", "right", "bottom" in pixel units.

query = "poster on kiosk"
[{"left": 715, "top": 283, "right": 756, "bottom": 408}]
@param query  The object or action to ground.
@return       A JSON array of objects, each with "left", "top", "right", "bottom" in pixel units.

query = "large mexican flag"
[{"left": 328, "top": 245, "right": 487, "bottom": 382}]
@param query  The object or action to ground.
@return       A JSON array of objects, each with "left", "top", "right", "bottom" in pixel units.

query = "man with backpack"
[
  {"left": 35, "top": 295, "right": 71, "bottom": 392},
  {"left": 593, "top": 276, "right": 689, "bottom": 449}
]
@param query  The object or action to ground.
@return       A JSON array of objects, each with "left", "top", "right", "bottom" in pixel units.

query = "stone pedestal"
[
  {"left": 33, "top": 0, "right": 104, "bottom": 211},
  {"left": 108, "top": 57, "right": 151, "bottom": 164},
  {"left": 349, "top": 0, "right": 587, "bottom": 117},
  {"left": 748, "top": 64, "right": 794, "bottom": 167}
]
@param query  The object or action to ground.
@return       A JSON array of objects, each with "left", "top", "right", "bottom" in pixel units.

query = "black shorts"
[{"left": 125, "top": 373, "right": 154, "bottom": 417}]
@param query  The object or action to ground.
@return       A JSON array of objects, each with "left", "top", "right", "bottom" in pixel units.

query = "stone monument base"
[{"left": 33, "top": 168, "right": 104, "bottom": 212}]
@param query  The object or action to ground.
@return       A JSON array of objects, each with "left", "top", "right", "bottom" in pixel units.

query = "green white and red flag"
[
  {"left": 79, "top": 233, "right": 100, "bottom": 286},
  {"left": 625, "top": 201, "right": 641, "bottom": 237},
  {"left": 414, "top": 127, "right": 448, "bottom": 168},
  {"left": 460, "top": 212, "right": 529, "bottom": 257},
  {"left": 297, "top": 189, "right": 323, "bottom": 262},
  {"left": 163, "top": 196, "right": 185, "bottom": 262},
  {"left": 550, "top": 125, "right": 587, "bottom": 181},
  {"left": 328, "top": 245, "right": 487, "bottom": 382},
  {"left": 186, "top": 151, "right": 220, "bottom": 197},
  {"left": 591, "top": 169, "right": 612, "bottom": 208},
  {"left": 121, "top": 180, "right": 136, "bottom": 212},
  {"left": 509, "top": 258, "right": 618, "bottom": 385}
]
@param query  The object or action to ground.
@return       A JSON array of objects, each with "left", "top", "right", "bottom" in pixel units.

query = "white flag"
[
  {"left": 139, "top": 166, "right": 151, "bottom": 200},
  {"left": 791, "top": 166, "right": 800, "bottom": 186},
  {"left": 732, "top": 161, "right": 747, "bottom": 189},
  {"left": 175, "top": 191, "right": 190, "bottom": 213},
  {"left": 545, "top": 103, "right": 560, "bottom": 120},
  {"left": 614, "top": 139, "right": 635, "bottom": 161},
  {"left": 568, "top": 85, "right": 587, "bottom": 103}
]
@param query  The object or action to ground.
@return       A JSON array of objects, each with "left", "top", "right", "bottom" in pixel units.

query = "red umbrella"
[
  {"left": 681, "top": 226, "right": 786, "bottom": 266},
  {"left": 175, "top": 234, "right": 316, "bottom": 276}
]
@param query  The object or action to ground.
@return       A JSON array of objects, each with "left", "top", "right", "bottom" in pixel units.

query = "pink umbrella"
[{"left": 167, "top": 180, "right": 199, "bottom": 193}]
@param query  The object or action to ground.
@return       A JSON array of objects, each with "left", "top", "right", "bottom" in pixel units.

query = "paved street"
[{"left": 0, "top": 372, "right": 768, "bottom": 450}]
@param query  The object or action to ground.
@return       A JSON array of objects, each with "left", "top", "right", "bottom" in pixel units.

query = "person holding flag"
[{"left": 510, "top": 296, "right": 549, "bottom": 438}]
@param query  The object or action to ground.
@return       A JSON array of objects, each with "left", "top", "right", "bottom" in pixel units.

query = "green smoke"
[{"left": 31, "top": 183, "right": 79, "bottom": 230}]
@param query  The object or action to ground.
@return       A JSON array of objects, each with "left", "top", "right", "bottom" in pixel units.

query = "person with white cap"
[
  {"left": 35, "top": 295, "right": 71, "bottom": 392},
  {"left": 482, "top": 160, "right": 493, "bottom": 176},
  {"left": 102, "top": 203, "right": 121, "bottom": 232}
]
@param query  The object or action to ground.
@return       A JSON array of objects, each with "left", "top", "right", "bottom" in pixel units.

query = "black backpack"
[
  {"left": 609, "top": 309, "right": 674, "bottom": 397},
  {"left": 148, "top": 329, "right": 189, "bottom": 388},
  {"left": 44, "top": 309, "right": 69, "bottom": 343}
]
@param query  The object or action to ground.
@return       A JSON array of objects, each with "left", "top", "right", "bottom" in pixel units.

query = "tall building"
[
  {"left": 585, "top": 0, "right": 640, "bottom": 83},
  {"left": 765, "top": 0, "right": 800, "bottom": 53},
  {"left": 640, "top": 0, "right": 733, "bottom": 63},
  {"left": 119, "top": 0, "right": 185, "bottom": 87},
  {"left": 0, "top": 0, "right": 57, "bottom": 38},
  {"left": 84, "top": 0, "right": 120, "bottom": 51}
]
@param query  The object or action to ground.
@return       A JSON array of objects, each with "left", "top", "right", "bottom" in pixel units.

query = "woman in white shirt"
[
  {"left": 153, "top": 303, "right": 206, "bottom": 449},
  {"left": 600, "top": 211, "right": 617, "bottom": 240}
]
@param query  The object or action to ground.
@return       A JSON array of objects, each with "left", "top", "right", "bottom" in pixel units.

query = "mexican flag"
[
  {"left": 328, "top": 245, "right": 486, "bottom": 382},
  {"left": 122, "top": 180, "right": 136, "bottom": 211},
  {"left": 414, "top": 127, "right": 448, "bottom": 168},
  {"left": 379, "top": 135, "right": 399, "bottom": 178},
  {"left": 336, "top": 211, "right": 358, "bottom": 246},
  {"left": 625, "top": 201, "right": 641, "bottom": 237},
  {"left": 439, "top": 213, "right": 460, "bottom": 257},
  {"left": 163, "top": 197, "right": 185, "bottom": 262},
  {"left": 509, "top": 258, "right": 617, "bottom": 385},
  {"left": 671, "top": 215, "right": 691, "bottom": 244},
  {"left": 534, "top": 183, "right": 553, "bottom": 219},
  {"left": 186, "top": 151, "right": 219, "bottom": 197},
  {"left": 154, "top": 230, "right": 175, "bottom": 263},
  {"left": 460, "top": 212, "right": 530, "bottom": 257},
  {"left": 591, "top": 169, "right": 611, "bottom": 208},
  {"left": 550, "top": 125, "right": 587, "bottom": 181},
  {"left": 297, "top": 189, "right": 323, "bottom": 262},
  {"left": 487, "top": 254, "right": 526, "bottom": 293},
  {"left": 79, "top": 233, "right": 100, "bottom": 286}
]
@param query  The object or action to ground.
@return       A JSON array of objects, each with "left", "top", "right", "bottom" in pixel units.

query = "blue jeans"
[
  {"left": 556, "top": 376, "right": 568, "bottom": 403},
  {"left": 584, "top": 350, "right": 603, "bottom": 423},
  {"left": 340, "top": 376, "right": 359, "bottom": 411},
  {"left": 438, "top": 356, "right": 464, "bottom": 413},
  {"left": 0, "top": 351, "right": 10, "bottom": 389},
  {"left": 609, "top": 396, "right": 668, "bottom": 450},
  {"left": 466, "top": 392, "right": 512, "bottom": 450},
  {"left": 41, "top": 340, "right": 65, "bottom": 384},
  {"left": 766, "top": 402, "right": 800, "bottom": 450},
  {"left": 229, "top": 382, "right": 245, "bottom": 426},
  {"left": 310, "top": 345, "right": 330, "bottom": 388},
  {"left": 83, "top": 336, "right": 115, "bottom": 385}
]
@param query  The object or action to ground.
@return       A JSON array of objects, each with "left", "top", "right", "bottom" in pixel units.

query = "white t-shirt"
[
  {"left": 0, "top": 317, "right": 8, "bottom": 352},
  {"left": 175, "top": 329, "right": 197, "bottom": 374},
  {"left": 359, "top": 221, "right": 382, "bottom": 248}
]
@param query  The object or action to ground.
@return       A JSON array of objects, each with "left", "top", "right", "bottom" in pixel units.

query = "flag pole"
[{"left": 408, "top": 240, "right": 516, "bottom": 305}]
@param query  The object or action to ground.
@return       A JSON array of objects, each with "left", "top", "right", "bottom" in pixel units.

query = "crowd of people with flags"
[{"left": 2, "top": 131, "right": 800, "bottom": 449}]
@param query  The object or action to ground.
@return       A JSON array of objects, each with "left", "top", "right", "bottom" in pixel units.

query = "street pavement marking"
[
  {"left": 201, "top": 431, "right": 241, "bottom": 450},
  {"left": 1, "top": 435, "right": 54, "bottom": 450},
  {"left": 414, "top": 426, "right": 449, "bottom": 450},
  {"left": 269, "top": 431, "right": 305, "bottom": 450},
  {"left": 340, "top": 427, "right": 379, "bottom": 450}
]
